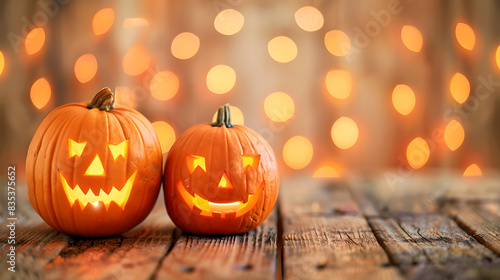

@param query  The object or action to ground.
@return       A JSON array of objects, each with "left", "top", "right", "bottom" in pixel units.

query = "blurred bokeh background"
[{"left": 1, "top": 0, "right": 500, "bottom": 182}]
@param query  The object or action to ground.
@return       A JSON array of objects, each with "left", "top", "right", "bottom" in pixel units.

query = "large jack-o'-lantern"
[
  {"left": 26, "top": 88, "right": 163, "bottom": 237},
  {"left": 164, "top": 104, "right": 279, "bottom": 235}
]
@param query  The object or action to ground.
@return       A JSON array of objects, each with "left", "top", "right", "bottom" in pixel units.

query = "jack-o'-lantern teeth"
[
  {"left": 59, "top": 171, "right": 137, "bottom": 210},
  {"left": 177, "top": 180, "right": 264, "bottom": 218}
]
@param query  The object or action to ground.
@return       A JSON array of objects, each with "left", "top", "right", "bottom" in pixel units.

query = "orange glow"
[
  {"left": 68, "top": 138, "right": 87, "bottom": 158},
  {"left": 444, "top": 120, "right": 464, "bottom": 151},
  {"left": 455, "top": 22, "right": 475, "bottom": 50},
  {"left": 151, "top": 71, "right": 179, "bottom": 101},
  {"left": 406, "top": 137, "right": 430, "bottom": 169},
  {"left": 25, "top": 28, "right": 45, "bottom": 55},
  {"left": 114, "top": 86, "right": 136, "bottom": 108},
  {"left": 295, "top": 6, "right": 324, "bottom": 32},
  {"left": 218, "top": 173, "right": 234, "bottom": 189},
  {"left": 92, "top": 8, "right": 114, "bottom": 35},
  {"left": 0, "top": 51, "right": 4, "bottom": 76},
  {"left": 326, "top": 70, "right": 352, "bottom": 100},
  {"left": 264, "top": 92, "right": 295, "bottom": 122},
  {"left": 401, "top": 25, "right": 423, "bottom": 52},
  {"left": 331, "top": 117, "right": 358, "bottom": 149},
  {"left": 186, "top": 155, "right": 206, "bottom": 174},
  {"left": 214, "top": 9, "right": 244, "bottom": 35},
  {"left": 242, "top": 155, "right": 260, "bottom": 173},
  {"left": 313, "top": 166, "right": 340, "bottom": 178},
  {"left": 30, "top": 78, "right": 51, "bottom": 109},
  {"left": 268, "top": 36, "right": 297, "bottom": 63},
  {"left": 206, "top": 64, "right": 236, "bottom": 94},
  {"left": 392, "top": 84, "right": 416, "bottom": 115},
  {"left": 171, "top": 32, "right": 200, "bottom": 60},
  {"left": 108, "top": 140, "right": 129, "bottom": 161},
  {"left": 324, "top": 30, "right": 350, "bottom": 57},
  {"left": 212, "top": 105, "right": 244, "bottom": 125},
  {"left": 60, "top": 171, "right": 136, "bottom": 210},
  {"left": 123, "top": 45, "right": 151, "bottom": 76},
  {"left": 74, "top": 54, "right": 98, "bottom": 83},
  {"left": 122, "top": 18, "right": 149, "bottom": 28},
  {"left": 152, "top": 121, "right": 176, "bottom": 153},
  {"left": 463, "top": 164, "right": 482, "bottom": 177},
  {"left": 283, "top": 136, "right": 313, "bottom": 170},
  {"left": 85, "top": 155, "right": 105, "bottom": 176},
  {"left": 496, "top": 45, "right": 500, "bottom": 70},
  {"left": 450, "top": 72, "right": 470, "bottom": 104}
]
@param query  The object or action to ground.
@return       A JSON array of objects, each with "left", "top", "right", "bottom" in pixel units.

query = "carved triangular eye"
[
  {"left": 68, "top": 138, "right": 87, "bottom": 158},
  {"left": 242, "top": 154, "right": 260, "bottom": 173},
  {"left": 108, "top": 139, "right": 129, "bottom": 161},
  {"left": 186, "top": 155, "right": 206, "bottom": 174}
]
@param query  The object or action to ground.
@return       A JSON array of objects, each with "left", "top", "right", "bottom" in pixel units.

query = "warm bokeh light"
[
  {"left": 123, "top": 45, "right": 151, "bottom": 76},
  {"left": 0, "top": 51, "right": 4, "bottom": 76},
  {"left": 444, "top": 120, "right": 464, "bottom": 151},
  {"left": 313, "top": 165, "right": 340, "bottom": 178},
  {"left": 268, "top": 36, "right": 297, "bottom": 63},
  {"left": 325, "top": 69, "right": 352, "bottom": 100},
  {"left": 331, "top": 117, "right": 358, "bottom": 149},
  {"left": 206, "top": 64, "right": 236, "bottom": 94},
  {"left": 283, "top": 136, "right": 313, "bottom": 170},
  {"left": 150, "top": 71, "right": 179, "bottom": 101},
  {"left": 212, "top": 105, "right": 244, "bottom": 125},
  {"left": 214, "top": 9, "right": 244, "bottom": 35},
  {"left": 74, "top": 54, "right": 98, "bottom": 83},
  {"left": 324, "top": 30, "right": 350, "bottom": 57},
  {"left": 30, "top": 78, "right": 51, "bottom": 109},
  {"left": 455, "top": 22, "right": 475, "bottom": 50},
  {"left": 463, "top": 164, "right": 482, "bottom": 177},
  {"left": 152, "top": 121, "right": 176, "bottom": 153},
  {"left": 122, "top": 18, "right": 149, "bottom": 28},
  {"left": 294, "top": 6, "right": 324, "bottom": 32},
  {"left": 25, "top": 28, "right": 45, "bottom": 55},
  {"left": 392, "top": 84, "right": 416, "bottom": 115},
  {"left": 92, "top": 8, "right": 114, "bottom": 35},
  {"left": 401, "top": 25, "right": 423, "bottom": 52},
  {"left": 171, "top": 32, "right": 200, "bottom": 60},
  {"left": 264, "top": 92, "right": 295, "bottom": 122},
  {"left": 496, "top": 45, "right": 500, "bottom": 70},
  {"left": 406, "top": 137, "right": 430, "bottom": 169},
  {"left": 449, "top": 72, "right": 470, "bottom": 104},
  {"left": 114, "top": 86, "right": 136, "bottom": 108}
]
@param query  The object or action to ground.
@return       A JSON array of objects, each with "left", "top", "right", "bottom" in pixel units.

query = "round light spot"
[
  {"left": 283, "top": 136, "right": 313, "bottom": 170},
  {"left": 264, "top": 92, "right": 295, "bottom": 122},
  {"left": 406, "top": 137, "right": 430, "bottom": 169},
  {"left": 0, "top": 51, "right": 4, "bottom": 76},
  {"left": 214, "top": 9, "right": 244, "bottom": 35},
  {"left": 294, "top": 6, "right": 324, "bottom": 32},
  {"left": 150, "top": 71, "right": 179, "bottom": 101},
  {"left": 496, "top": 45, "right": 500, "bottom": 70},
  {"left": 74, "top": 54, "right": 98, "bottom": 83},
  {"left": 450, "top": 72, "right": 470, "bottom": 104},
  {"left": 324, "top": 30, "right": 350, "bottom": 57},
  {"left": 325, "top": 70, "right": 352, "bottom": 100},
  {"left": 123, "top": 45, "right": 151, "bottom": 76},
  {"left": 392, "top": 84, "right": 416, "bottom": 115},
  {"left": 92, "top": 8, "right": 114, "bottom": 35},
  {"left": 463, "top": 164, "right": 482, "bottom": 177},
  {"left": 206, "top": 64, "right": 236, "bottom": 94},
  {"left": 212, "top": 105, "right": 244, "bottom": 126},
  {"left": 455, "top": 22, "right": 475, "bottom": 50},
  {"left": 313, "top": 165, "right": 340, "bottom": 178},
  {"left": 401, "top": 25, "right": 423, "bottom": 52},
  {"left": 171, "top": 32, "right": 200, "bottom": 60},
  {"left": 444, "top": 119, "right": 465, "bottom": 151},
  {"left": 25, "top": 28, "right": 45, "bottom": 55},
  {"left": 152, "top": 121, "right": 176, "bottom": 153},
  {"left": 268, "top": 36, "right": 298, "bottom": 63},
  {"left": 30, "top": 78, "right": 51, "bottom": 109},
  {"left": 331, "top": 117, "right": 359, "bottom": 149}
]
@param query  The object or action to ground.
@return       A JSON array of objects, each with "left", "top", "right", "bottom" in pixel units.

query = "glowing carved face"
[
  {"left": 178, "top": 154, "right": 263, "bottom": 218},
  {"left": 59, "top": 138, "right": 136, "bottom": 210}
]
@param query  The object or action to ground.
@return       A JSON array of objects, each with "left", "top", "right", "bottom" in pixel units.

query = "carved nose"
[
  {"left": 218, "top": 172, "right": 234, "bottom": 189},
  {"left": 85, "top": 155, "right": 105, "bottom": 176}
]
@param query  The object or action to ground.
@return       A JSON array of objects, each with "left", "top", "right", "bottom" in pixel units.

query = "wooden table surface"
[{"left": 1, "top": 173, "right": 500, "bottom": 279}]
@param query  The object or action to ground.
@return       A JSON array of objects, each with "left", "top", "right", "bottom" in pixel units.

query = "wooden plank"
[{"left": 155, "top": 209, "right": 278, "bottom": 280}]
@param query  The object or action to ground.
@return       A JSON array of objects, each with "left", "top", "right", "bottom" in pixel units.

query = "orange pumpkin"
[
  {"left": 26, "top": 88, "right": 163, "bottom": 237},
  {"left": 164, "top": 104, "right": 279, "bottom": 235}
]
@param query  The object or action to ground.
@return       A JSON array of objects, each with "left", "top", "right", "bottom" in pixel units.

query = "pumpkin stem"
[
  {"left": 211, "top": 103, "right": 235, "bottom": 128},
  {"left": 87, "top": 87, "right": 115, "bottom": 111}
]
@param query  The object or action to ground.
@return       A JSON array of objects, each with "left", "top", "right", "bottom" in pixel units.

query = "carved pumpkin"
[
  {"left": 26, "top": 88, "right": 163, "bottom": 237},
  {"left": 164, "top": 104, "right": 279, "bottom": 235}
]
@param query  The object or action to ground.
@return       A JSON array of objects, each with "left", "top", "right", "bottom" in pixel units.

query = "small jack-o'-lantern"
[
  {"left": 26, "top": 88, "right": 163, "bottom": 237},
  {"left": 164, "top": 104, "right": 279, "bottom": 235}
]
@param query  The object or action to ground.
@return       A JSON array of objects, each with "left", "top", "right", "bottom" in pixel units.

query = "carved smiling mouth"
[
  {"left": 177, "top": 179, "right": 264, "bottom": 218},
  {"left": 59, "top": 171, "right": 137, "bottom": 210}
]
